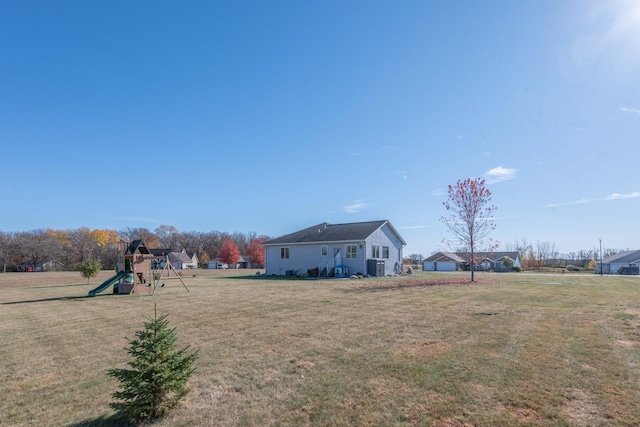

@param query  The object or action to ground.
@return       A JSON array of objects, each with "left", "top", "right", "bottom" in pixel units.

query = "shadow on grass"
[
  {"left": 67, "top": 413, "right": 135, "bottom": 427},
  {"left": 342, "top": 278, "right": 478, "bottom": 293},
  {"left": 25, "top": 283, "right": 91, "bottom": 289},
  {"left": 218, "top": 274, "right": 316, "bottom": 281},
  {"left": 1, "top": 295, "right": 98, "bottom": 305}
]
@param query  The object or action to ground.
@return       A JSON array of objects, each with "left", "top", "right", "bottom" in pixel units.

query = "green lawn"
[{"left": 1, "top": 270, "right": 640, "bottom": 426}]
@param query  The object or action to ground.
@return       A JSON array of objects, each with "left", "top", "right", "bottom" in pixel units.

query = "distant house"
[
  {"left": 597, "top": 250, "right": 640, "bottom": 275},
  {"left": 150, "top": 248, "right": 198, "bottom": 270},
  {"left": 207, "top": 259, "right": 228, "bottom": 269},
  {"left": 423, "top": 252, "right": 465, "bottom": 271},
  {"left": 423, "top": 251, "right": 521, "bottom": 272},
  {"left": 262, "top": 220, "right": 406, "bottom": 277},
  {"left": 16, "top": 259, "right": 64, "bottom": 272},
  {"left": 207, "top": 255, "right": 255, "bottom": 269}
]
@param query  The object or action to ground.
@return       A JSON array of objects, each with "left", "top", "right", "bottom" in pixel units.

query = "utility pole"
[{"left": 599, "top": 238, "right": 603, "bottom": 276}]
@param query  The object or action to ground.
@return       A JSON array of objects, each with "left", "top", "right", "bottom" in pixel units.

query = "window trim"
[
  {"left": 371, "top": 244, "right": 380, "bottom": 258},
  {"left": 346, "top": 244, "right": 357, "bottom": 259},
  {"left": 280, "top": 247, "right": 289, "bottom": 259},
  {"left": 382, "top": 246, "right": 389, "bottom": 259},
  {"left": 321, "top": 245, "right": 328, "bottom": 257}
]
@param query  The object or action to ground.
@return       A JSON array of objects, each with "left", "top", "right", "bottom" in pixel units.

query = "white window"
[
  {"left": 382, "top": 246, "right": 389, "bottom": 259},
  {"left": 280, "top": 247, "right": 289, "bottom": 259},
  {"left": 371, "top": 245, "right": 380, "bottom": 258},
  {"left": 346, "top": 244, "right": 357, "bottom": 259},
  {"left": 321, "top": 245, "right": 328, "bottom": 257}
]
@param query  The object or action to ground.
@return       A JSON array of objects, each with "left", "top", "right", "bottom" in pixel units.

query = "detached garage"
[{"left": 423, "top": 252, "right": 464, "bottom": 272}]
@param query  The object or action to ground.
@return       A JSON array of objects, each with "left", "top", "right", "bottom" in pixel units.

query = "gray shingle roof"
[
  {"left": 168, "top": 252, "right": 193, "bottom": 263},
  {"left": 603, "top": 250, "right": 640, "bottom": 264},
  {"left": 424, "top": 252, "right": 466, "bottom": 262},
  {"left": 262, "top": 220, "right": 406, "bottom": 246},
  {"left": 454, "top": 251, "right": 520, "bottom": 262}
]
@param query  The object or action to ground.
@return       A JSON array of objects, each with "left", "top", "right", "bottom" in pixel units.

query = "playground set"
[{"left": 88, "top": 239, "right": 189, "bottom": 297}]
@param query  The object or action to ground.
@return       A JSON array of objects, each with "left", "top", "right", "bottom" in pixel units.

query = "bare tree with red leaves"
[
  {"left": 246, "top": 238, "right": 266, "bottom": 268},
  {"left": 217, "top": 239, "right": 240, "bottom": 267},
  {"left": 440, "top": 178, "right": 498, "bottom": 282}
]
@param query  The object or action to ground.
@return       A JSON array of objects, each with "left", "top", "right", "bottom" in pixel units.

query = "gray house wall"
[
  {"left": 364, "top": 226, "right": 403, "bottom": 275},
  {"left": 264, "top": 223, "right": 403, "bottom": 276},
  {"left": 265, "top": 242, "right": 364, "bottom": 275}
]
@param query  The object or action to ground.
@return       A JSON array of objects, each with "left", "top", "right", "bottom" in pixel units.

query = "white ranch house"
[{"left": 262, "top": 220, "right": 406, "bottom": 277}]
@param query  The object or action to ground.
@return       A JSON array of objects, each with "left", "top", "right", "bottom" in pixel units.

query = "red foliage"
[
  {"left": 246, "top": 238, "right": 266, "bottom": 266},
  {"left": 217, "top": 239, "right": 240, "bottom": 265}
]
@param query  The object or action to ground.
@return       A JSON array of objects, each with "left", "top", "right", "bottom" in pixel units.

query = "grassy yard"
[{"left": 1, "top": 270, "right": 640, "bottom": 426}]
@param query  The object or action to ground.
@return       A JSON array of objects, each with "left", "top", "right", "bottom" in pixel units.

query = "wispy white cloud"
[
  {"left": 397, "top": 225, "right": 429, "bottom": 230},
  {"left": 343, "top": 199, "right": 367, "bottom": 213},
  {"left": 605, "top": 192, "right": 640, "bottom": 200},
  {"left": 546, "top": 192, "right": 640, "bottom": 208},
  {"left": 620, "top": 106, "right": 640, "bottom": 114},
  {"left": 432, "top": 188, "right": 446, "bottom": 196},
  {"left": 349, "top": 152, "right": 361, "bottom": 157},
  {"left": 485, "top": 166, "right": 517, "bottom": 183},
  {"left": 482, "top": 152, "right": 491, "bottom": 157}
]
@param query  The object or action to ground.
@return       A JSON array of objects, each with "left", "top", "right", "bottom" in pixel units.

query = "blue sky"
[{"left": 2, "top": 0, "right": 639, "bottom": 256}]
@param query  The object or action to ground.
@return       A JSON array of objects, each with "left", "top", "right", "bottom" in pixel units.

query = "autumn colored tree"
[
  {"left": 441, "top": 178, "right": 498, "bottom": 282},
  {"left": 246, "top": 238, "right": 266, "bottom": 267},
  {"left": 217, "top": 239, "right": 240, "bottom": 266}
]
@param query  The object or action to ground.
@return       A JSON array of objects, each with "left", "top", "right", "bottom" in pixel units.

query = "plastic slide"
[{"left": 88, "top": 270, "right": 127, "bottom": 297}]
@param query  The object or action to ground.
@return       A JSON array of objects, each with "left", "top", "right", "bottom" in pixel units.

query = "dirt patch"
[
  {"left": 563, "top": 389, "right": 602, "bottom": 426},
  {"left": 397, "top": 340, "right": 450, "bottom": 358}
]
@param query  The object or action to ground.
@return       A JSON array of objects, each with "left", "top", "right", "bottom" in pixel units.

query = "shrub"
[
  {"left": 513, "top": 266, "right": 522, "bottom": 272},
  {"left": 80, "top": 259, "right": 102, "bottom": 284},
  {"left": 108, "top": 305, "right": 198, "bottom": 423}
]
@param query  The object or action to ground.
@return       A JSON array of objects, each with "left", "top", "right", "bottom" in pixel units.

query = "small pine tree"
[
  {"left": 108, "top": 305, "right": 198, "bottom": 423},
  {"left": 80, "top": 259, "right": 102, "bottom": 284}
]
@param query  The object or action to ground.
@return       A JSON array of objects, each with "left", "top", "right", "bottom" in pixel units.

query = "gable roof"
[
  {"left": 126, "top": 239, "right": 151, "bottom": 255},
  {"left": 424, "top": 252, "right": 466, "bottom": 263},
  {"left": 262, "top": 220, "right": 406, "bottom": 246},
  {"left": 149, "top": 248, "right": 176, "bottom": 257},
  {"left": 603, "top": 250, "right": 640, "bottom": 264},
  {"left": 454, "top": 251, "right": 520, "bottom": 262},
  {"left": 168, "top": 251, "right": 194, "bottom": 264}
]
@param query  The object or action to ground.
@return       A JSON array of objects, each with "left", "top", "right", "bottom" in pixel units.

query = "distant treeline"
[{"left": 0, "top": 225, "right": 271, "bottom": 272}]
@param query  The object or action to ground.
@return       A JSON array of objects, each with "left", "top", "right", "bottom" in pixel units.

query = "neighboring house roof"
[
  {"left": 602, "top": 250, "right": 640, "bottom": 264},
  {"left": 454, "top": 251, "right": 520, "bottom": 262},
  {"left": 262, "top": 220, "right": 407, "bottom": 246},
  {"left": 149, "top": 248, "right": 177, "bottom": 257},
  {"left": 168, "top": 252, "right": 193, "bottom": 264},
  {"left": 424, "top": 252, "right": 466, "bottom": 263}
]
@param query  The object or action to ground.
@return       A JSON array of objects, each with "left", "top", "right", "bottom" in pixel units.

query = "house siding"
[
  {"left": 365, "top": 225, "right": 403, "bottom": 275},
  {"left": 264, "top": 223, "right": 404, "bottom": 276},
  {"left": 265, "top": 242, "right": 364, "bottom": 275}
]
